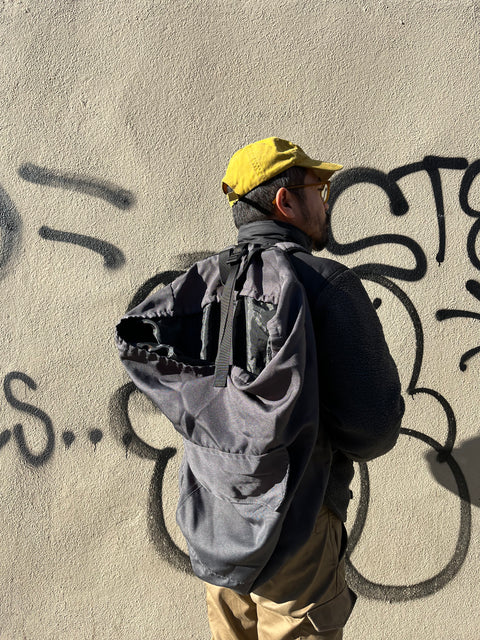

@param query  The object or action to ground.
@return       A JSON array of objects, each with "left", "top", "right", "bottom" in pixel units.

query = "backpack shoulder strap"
[
  {"left": 218, "top": 247, "right": 232, "bottom": 285},
  {"left": 214, "top": 242, "right": 270, "bottom": 387},
  {"left": 214, "top": 244, "right": 247, "bottom": 387}
]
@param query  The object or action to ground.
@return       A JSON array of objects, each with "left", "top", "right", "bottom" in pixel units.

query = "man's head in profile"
[{"left": 222, "top": 137, "right": 342, "bottom": 250}]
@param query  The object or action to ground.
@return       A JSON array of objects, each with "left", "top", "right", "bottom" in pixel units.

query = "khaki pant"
[{"left": 205, "top": 506, "right": 357, "bottom": 640}]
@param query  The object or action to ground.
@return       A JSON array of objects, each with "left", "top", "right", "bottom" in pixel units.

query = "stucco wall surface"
[{"left": 0, "top": 1, "right": 479, "bottom": 638}]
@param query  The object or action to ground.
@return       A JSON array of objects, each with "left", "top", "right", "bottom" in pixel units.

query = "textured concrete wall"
[{"left": 1, "top": 1, "right": 479, "bottom": 638}]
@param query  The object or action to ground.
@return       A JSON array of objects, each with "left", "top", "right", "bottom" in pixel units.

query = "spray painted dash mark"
[
  {"left": 466, "top": 279, "right": 480, "bottom": 302},
  {"left": 18, "top": 163, "right": 135, "bottom": 209},
  {"left": 39, "top": 226, "right": 125, "bottom": 269}
]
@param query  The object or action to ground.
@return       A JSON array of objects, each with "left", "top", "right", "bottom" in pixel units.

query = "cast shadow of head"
[{"left": 424, "top": 435, "right": 480, "bottom": 509}]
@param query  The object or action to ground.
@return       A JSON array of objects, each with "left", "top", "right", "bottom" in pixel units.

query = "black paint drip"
[
  {"left": 62, "top": 431, "right": 75, "bottom": 449},
  {"left": 89, "top": 429, "right": 103, "bottom": 451}
]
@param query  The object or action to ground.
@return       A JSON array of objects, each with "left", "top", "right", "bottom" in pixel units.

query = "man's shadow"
[{"left": 425, "top": 435, "right": 480, "bottom": 508}]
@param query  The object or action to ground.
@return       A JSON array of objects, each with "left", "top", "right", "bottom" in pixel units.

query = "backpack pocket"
[
  {"left": 176, "top": 440, "right": 290, "bottom": 592},
  {"left": 182, "top": 439, "right": 289, "bottom": 507}
]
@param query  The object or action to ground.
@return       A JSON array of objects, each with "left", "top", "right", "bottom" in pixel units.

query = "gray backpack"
[{"left": 115, "top": 241, "right": 325, "bottom": 593}]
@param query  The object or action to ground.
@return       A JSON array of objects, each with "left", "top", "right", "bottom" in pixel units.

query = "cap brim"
[{"left": 302, "top": 160, "right": 343, "bottom": 181}]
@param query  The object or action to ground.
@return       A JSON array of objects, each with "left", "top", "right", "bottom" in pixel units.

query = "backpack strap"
[
  {"left": 214, "top": 244, "right": 248, "bottom": 387},
  {"left": 214, "top": 243, "right": 271, "bottom": 387},
  {"left": 218, "top": 248, "right": 232, "bottom": 285}
]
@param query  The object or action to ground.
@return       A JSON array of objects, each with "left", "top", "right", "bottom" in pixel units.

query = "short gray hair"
[{"left": 229, "top": 166, "right": 308, "bottom": 229}]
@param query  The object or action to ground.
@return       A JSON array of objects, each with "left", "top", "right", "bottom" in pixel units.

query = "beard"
[{"left": 311, "top": 220, "right": 329, "bottom": 251}]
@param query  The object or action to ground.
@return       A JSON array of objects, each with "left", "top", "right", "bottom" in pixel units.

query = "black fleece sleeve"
[{"left": 313, "top": 268, "right": 405, "bottom": 462}]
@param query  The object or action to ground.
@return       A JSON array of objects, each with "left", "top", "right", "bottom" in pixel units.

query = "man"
[{"left": 204, "top": 137, "right": 405, "bottom": 639}]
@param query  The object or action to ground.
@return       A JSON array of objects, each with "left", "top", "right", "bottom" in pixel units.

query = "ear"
[{"left": 273, "top": 187, "right": 297, "bottom": 222}]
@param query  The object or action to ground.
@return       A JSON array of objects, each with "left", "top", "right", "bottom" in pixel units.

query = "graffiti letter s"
[{"left": 4, "top": 372, "right": 55, "bottom": 467}]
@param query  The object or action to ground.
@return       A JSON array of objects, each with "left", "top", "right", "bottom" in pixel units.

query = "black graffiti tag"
[
  {"left": 18, "top": 163, "right": 134, "bottom": 210},
  {"left": 0, "top": 165, "right": 134, "bottom": 464},
  {"left": 343, "top": 276, "right": 471, "bottom": 601},
  {"left": 18, "top": 163, "right": 132, "bottom": 269},
  {"left": 434, "top": 159, "right": 480, "bottom": 369},
  {"left": 327, "top": 160, "right": 474, "bottom": 601},
  {"left": 0, "top": 183, "right": 21, "bottom": 283},
  {"left": 389, "top": 156, "right": 469, "bottom": 265},
  {"left": 0, "top": 155, "right": 476, "bottom": 603},
  {"left": 3, "top": 372, "right": 55, "bottom": 467}
]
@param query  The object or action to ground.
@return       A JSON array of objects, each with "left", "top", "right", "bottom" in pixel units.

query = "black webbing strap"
[
  {"left": 218, "top": 248, "right": 232, "bottom": 285},
  {"left": 214, "top": 244, "right": 247, "bottom": 387}
]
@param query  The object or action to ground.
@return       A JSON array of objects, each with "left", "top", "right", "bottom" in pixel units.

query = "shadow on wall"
[{"left": 425, "top": 435, "right": 480, "bottom": 508}]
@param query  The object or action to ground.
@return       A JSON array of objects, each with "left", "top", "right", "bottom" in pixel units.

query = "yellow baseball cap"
[{"left": 222, "top": 137, "right": 342, "bottom": 206}]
